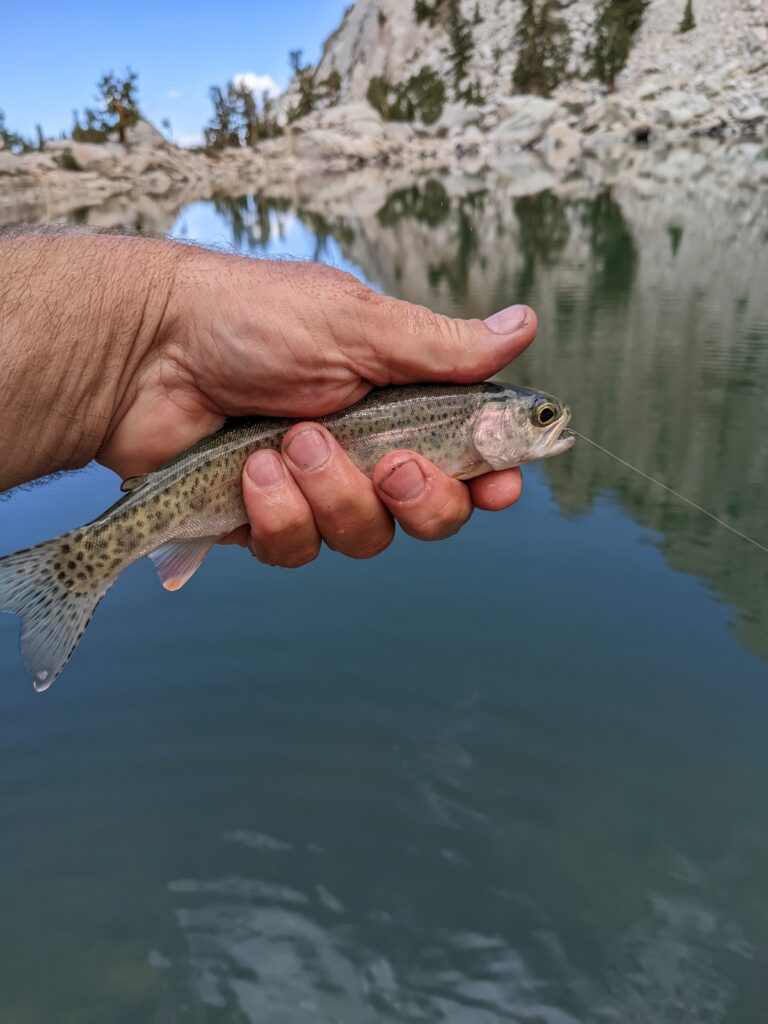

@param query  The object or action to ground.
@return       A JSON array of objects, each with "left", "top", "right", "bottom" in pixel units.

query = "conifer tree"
[
  {"left": 205, "top": 85, "right": 238, "bottom": 149},
  {"left": 287, "top": 50, "right": 320, "bottom": 122},
  {"left": 72, "top": 69, "right": 141, "bottom": 143},
  {"left": 0, "top": 109, "right": 28, "bottom": 152},
  {"left": 447, "top": 0, "right": 474, "bottom": 96},
  {"left": 589, "top": 0, "right": 648, "bottom": 91},
  {"left": 97, "top": 69, "right": 140, "bottom": 144},
  {"left": 205, "top": 81, "right": 283, "bottom": 149},
  {"left": 679, "top": 0, "right": 695, "bottom": 32},
  {"left": 512, "top": 0, "right": 571, "bottom": 96}
]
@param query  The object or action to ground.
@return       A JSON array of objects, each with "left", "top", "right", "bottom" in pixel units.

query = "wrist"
[{"left": 0, "top": 230, "right": 179, "bottom": 489}]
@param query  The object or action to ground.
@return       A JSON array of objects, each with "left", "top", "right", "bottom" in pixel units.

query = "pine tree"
[
  {"left": 205, "top": 80, "right": 283, "bottom": 149},
  {"left": 589, "top": 0, "right": 649, "bottom": 91},
  {"left": 204, "top": 85, "right": 237, "bottom": 149},
  {"left": 0, "top": 109, "right": 22, "bottom": 152},
  {"left": 512, "top": 0, "right": 571, "bottom": 96},
  {"left": 72, "top": 69, "right": 141, "bottom": 143},
  {"left": 287, "top": 50, "right": 320, "bottom": 122},
  {"left": 447, "top": 0, "right": 474, "bottom": 96},
  {"left": 97, "top": 69, "right": 140, "bottom": 144},
  {"left": 679, "top": 0, "right": 695, "bottom": 32}
]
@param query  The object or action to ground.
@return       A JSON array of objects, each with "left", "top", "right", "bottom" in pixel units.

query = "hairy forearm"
[{"left": 0, "top": 230, "right": 177, "bottom": 491}]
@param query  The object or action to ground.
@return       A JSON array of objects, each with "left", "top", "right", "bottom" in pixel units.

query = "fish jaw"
[{"left": 541, "top": 412, "right": 576, "bottom": 459}]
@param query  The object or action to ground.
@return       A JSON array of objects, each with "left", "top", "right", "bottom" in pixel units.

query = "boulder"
[
  {"left": 0, "top": 152, "right": 21, "bottom": 176},
  {"left": 636, "top": 79, "right": 669, "bottom": 102},
  {"left": 653, "top": 91, "right": 713, "bottom": 128},
  {"left": 550, "top": 83, "right": 593, "bottom": 116},
  {"left": 543, "top": 120, "right": 582, "bottom": 149},
  {"left": 454, "top": 125, "right": 485, "bottom": 156},
  {"left": 288, "top": 103, "right": 394, "bottom": 163},
  {"left": 729, "top": 98, "right": 766, "bottom": 123},
  {"left": 291, "top": 102, "right": 388, "bottom": 141},
  {"left": 123, "top": 118, "right": 171, "bottom": 151},
  {"left": 436, "top": 103, "right": 484, "bottom": 137},
  {"left": 45, "top": 140, "right": 128, "bottom": 175},
  {"left": 490, "top": 96, "right": 560, "bottom": 149}
]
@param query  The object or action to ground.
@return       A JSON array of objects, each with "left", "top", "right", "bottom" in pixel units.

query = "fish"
[{"left": 0, "top": 382, "right": 573, "bottom": 691}]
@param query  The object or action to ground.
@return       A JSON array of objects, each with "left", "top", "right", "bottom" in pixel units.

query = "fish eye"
[{"left": 532, "top": 400, "right": 559, "bottom": 427}]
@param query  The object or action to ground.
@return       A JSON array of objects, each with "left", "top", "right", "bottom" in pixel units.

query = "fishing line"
[{"left": 570, "top": 430, "right": 768, "bottom": 556}]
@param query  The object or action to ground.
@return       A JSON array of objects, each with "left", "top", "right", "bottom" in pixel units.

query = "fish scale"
[{"left": 0, "top": 381, "right": 573, "bottom": 691}]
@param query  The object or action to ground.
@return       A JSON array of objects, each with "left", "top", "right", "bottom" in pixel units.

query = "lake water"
[{"left": 1, "top": 161, "right": 767, "bottom": 1022}]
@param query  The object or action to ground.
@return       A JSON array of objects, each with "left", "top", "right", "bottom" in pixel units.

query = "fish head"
[{"left": 472, "top": 384, "right": 575, "bottom": 470}]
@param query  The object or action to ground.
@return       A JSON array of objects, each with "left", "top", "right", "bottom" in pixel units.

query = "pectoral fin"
[
  {"left": 120, "top": 475, "right": 147, "bottom": 493},
  {"left": 149, "top": 537, "right": 218, "bottom": 592}
]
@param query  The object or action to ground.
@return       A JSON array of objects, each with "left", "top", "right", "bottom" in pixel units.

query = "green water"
[{"left": 1, "top": 167, "right": 767, "bottom": 1022}]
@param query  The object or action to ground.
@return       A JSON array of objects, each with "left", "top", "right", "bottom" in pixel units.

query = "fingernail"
[
  {"left": 379, "top": 460, "right": 426, "bottom": 502},
  {"left": 285, "top": 427, "right": 331, "bottom": 471},
  {"left": 247, "top": 450, "right": 285, "bottom": 489},
  {"left": 484, "top": 304, "right": 528, "bottom": 334}
]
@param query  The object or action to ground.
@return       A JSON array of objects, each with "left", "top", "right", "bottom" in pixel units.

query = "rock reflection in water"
[
  {"left": 199, "top": 170, "right": 768, "bottom": 664},
  {"left": 37, "top": 154, "right": 766, "bottom": 661},
  {"left": 168, "top": 834, "right": 754, "bottom": 1023}
]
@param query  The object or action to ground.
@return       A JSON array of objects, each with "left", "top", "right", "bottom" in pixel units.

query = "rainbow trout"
[{"left": 0, "top": 382, "right": 573, "bottom": 690}]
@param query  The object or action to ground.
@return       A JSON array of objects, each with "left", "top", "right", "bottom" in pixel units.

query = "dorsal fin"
[{"left": 120, "top": 474, "right": 147, "bottom": 493}]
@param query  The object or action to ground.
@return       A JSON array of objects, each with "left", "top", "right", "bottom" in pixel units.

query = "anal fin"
[{"left": 149, "top": 536, "right": 217, "bottom": 592}]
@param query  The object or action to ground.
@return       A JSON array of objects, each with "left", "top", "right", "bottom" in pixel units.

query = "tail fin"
[{"left": 0, "top": 541, "right": 112, "bottom": 692}]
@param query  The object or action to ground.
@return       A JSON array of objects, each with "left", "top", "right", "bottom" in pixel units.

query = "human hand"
[
  {"left": 99, "top": 250, "right": 537, "bottom": 564},
  {"left": 0, "top": 232, "right": 535, "bottom": 557}
]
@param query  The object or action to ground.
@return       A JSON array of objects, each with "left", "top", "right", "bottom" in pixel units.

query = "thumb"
[{"left": 343, "top": 294, "right": 537, "bottom": 384}]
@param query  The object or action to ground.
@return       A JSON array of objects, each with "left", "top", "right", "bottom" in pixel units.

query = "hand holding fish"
[
  {"left": 1, "top": 232, "right": 537, "bottom": 565},
  {"left": 0, "top": 231, "right": 574, "bottom": 688}
]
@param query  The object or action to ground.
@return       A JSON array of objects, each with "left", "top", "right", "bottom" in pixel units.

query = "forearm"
[{"left": 0, "top": 230, "right": 177, "bottom": 490}]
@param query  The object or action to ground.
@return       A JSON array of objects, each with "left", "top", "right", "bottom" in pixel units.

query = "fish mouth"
[{"left": 544, "top": 412, "right": 575, "bottom": 457}]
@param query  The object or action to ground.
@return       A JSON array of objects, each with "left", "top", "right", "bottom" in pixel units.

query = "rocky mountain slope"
[{"left": 308, "top": 0, "right": 767, "bottom": 139}]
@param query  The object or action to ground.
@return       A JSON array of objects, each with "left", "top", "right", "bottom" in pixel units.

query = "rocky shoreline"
[{"left": 0, "top": 97, "right": 766, "bottom": 230}]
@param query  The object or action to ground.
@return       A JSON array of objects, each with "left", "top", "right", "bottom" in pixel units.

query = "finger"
[
  {"left": 241, "top": 448, "right": 321, "bottom": 568},
  {"left": 331, "top": 277, "right": 538, "bottom": 385},
  {"left": 468, "top": 468, "right": 523, "bottom": 512},
  {"left": 282, "top": 424, "right": 395, "bottom": 559},
  {"left": 373, "top": 451, "right": 473, "bottom": 541}
]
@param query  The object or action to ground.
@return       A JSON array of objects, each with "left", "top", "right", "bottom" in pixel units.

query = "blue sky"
[{"left": 0, "top": 0, "right": 350, "bottom": 143}]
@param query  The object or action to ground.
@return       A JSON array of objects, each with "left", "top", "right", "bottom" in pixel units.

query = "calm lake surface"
[{"left": 1, "top": 163, "right": 767, "bottom": 1022}]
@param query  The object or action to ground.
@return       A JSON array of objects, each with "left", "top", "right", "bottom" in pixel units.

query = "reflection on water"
[
  {"left": 1, "top": 154, "right": 767, "bottom": 1022},
  {"left": 206, "top": 175, "right": 768, "bottom": 662}
]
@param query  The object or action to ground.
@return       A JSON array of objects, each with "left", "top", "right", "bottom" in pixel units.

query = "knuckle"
[
  {"left": 399, "top": 301, "right": 443, "bottom": 338},
  {"left": 311, "top": 479, "right": 370, "bottom": 525},
  {"left": 414, "top": 497, "right": 470, "bottom": 541},
  {"left": 345, "top": 524, "right": 395, "bottom": 560},
  {"left": 278, "top": 542, "right": 321, "bottom": 569},
  {"left": 256, "top": 508, "right": 310, "bottom": 542}
]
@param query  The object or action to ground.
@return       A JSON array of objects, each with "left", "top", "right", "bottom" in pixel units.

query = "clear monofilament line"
[{"left": 570, "top": 430, "right": 768, "bottom": 556}]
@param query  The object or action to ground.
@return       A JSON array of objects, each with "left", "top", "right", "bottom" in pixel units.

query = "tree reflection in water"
[{"left": 212, "top": 177, "right": 768, "bottom": 663}]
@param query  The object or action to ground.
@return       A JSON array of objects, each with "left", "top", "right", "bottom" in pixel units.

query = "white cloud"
[
  {"left": 175, "top": 132, "right": 204, "bottom": 149},
  {"left": 167, "top": 89, "right": 183, "bottom": 100},
  {"left": 232, "top": 72, "right": 280, "bottom": 98}
]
